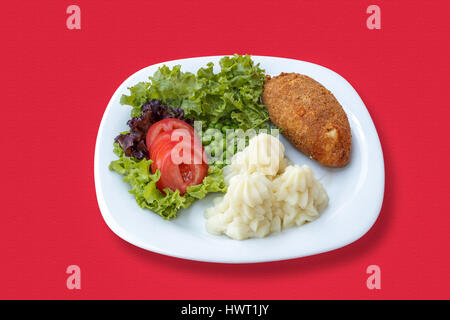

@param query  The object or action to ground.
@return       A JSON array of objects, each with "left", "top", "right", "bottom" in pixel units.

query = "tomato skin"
[
  {"left": 146, "top": 119, "right": 208, "bottom": 195},
  {"left": 151, "top": 139, "right": 209, "bottom": 195},
  {"left": 149, "top": 130, "right": 175, "bottom": 162},
  {"left": 169, "top": 131, "right": 206, "bottom": 165},
  {"left": 157, "top": 153, "right": 208, "bottom": 195},
  {"left": 150, "top": 141, "right": 177, "bottom": 175},
  {"left": 150, "top": 128, "right": 206, "bottom": 163},
  {"left": 146, "top": 119, "right": 198, "bottom": 150}
]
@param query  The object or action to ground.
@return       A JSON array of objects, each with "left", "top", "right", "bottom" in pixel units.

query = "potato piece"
[{"left": 262, "top": 73, "right": 351, "bottom": 167}]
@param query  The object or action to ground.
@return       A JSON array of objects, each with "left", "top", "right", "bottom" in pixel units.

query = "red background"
[{"left": 1, "top": 0, "right": 449, "bottom": 299}]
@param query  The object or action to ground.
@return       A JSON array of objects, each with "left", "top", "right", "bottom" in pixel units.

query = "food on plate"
[
  {"left": 120, "top": 54, "right": 269, "bottom": 132},
  {"left": 115, "top": 99, "right": 193, "bottom": 160},
  {"left": 205, "top": 133, "right": 328, "bottom": 240},
  {"left": 147, "top": 120, "right": 208, "bottom": 195},
  {"left": 110, "top": 99, "right": 225, "bottom": 219},
  {"left": 222, "top": 133, "right": 285, "bottom": 183},
  {"left": 205, "top": 173, "right": 276, "bottom": 240},
  {"left": 109, "top": 55, "right": 338, "bottom": 226},
  {"left": 110, "top": 54, "right": 269, "bottom": 219},
  {"left": 110, "top": 141, "right": 225, "bottom": 219},
  {"left": 146, "top": 118, "right": 198, "bottom": 149},
  {"left": 262, "top": 72, "right": 352, "bottom": 167},
  {"left": 120, "top": 54, "right": 270, "bottom": 168},
  {"left": 273, "top": 165, "right": 328, "bottom": 229}
]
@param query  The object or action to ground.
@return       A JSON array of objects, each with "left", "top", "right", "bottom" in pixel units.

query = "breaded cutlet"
[{"left": 262, "top": 73, "right": 351, "bottom": 167}]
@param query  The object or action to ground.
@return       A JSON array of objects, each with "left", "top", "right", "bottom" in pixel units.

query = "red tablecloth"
[{"left": 1, "top": 0, "right": 448, "bottom": 299}]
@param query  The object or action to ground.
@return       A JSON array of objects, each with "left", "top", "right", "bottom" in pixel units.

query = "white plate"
[{"left": 94, "top": 56, "right": 384, "bottom": 263}]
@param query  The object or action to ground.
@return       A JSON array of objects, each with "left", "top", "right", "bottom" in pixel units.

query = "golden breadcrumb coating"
[{"left": 262, "top": 73, "right": 351, "bottom": 167}]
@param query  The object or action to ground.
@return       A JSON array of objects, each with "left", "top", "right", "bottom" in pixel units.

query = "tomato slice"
[
  {"left": 169, "top": 130, "right": 206, "bottom": 166},
  {"left": 147, "top": 119, "right": 208, "bottom": 195},
  {"left": 150, "top": 141, "right": 177, "bottom": 175},
  {"left": 150, "top": 128, "right": 205, "bottom": 165},
  {"left": 149, "top": 130, "right": 175, "bottom": 161},
  {"left": 151, "top": 137, "right": 203, "bottom": 174},
  {"left": 157, "top": 152, "right": 208, "bottom": 195},
  {"left": 146, "top": 118, "right": 198, "bottom": 150},
  {"left": 151, "top": 139, "right": 208, "bottom": 194}
]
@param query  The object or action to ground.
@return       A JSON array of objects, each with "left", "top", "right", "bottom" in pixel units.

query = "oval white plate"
[{"left": 94, "top": 56, "right": 384, "bottom": 263}]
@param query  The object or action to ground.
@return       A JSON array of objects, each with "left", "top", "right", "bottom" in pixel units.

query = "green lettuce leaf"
[
  {"left": 109, "top": 143, "right": 227, "bottom": 219},
  {"left": 120, "top": 54, "right": 269, "bottom": 130},
  {"left": 119, "top": 82, "right": 152, "bottom": 117},
  {"left": 189, "top": 55, "right": 269, "bottom": 130},
  {"left": 121, "top": 65, "right": 200, "bottom": 118}
]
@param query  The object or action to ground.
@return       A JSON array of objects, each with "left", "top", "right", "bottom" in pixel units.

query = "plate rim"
[{"left": 94, "top": 55, "right": 385, "bottom": 263}]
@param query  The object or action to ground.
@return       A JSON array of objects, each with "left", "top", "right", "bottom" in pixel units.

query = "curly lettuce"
[
  {"left": 120, "top": 54, "right": 269, "bottom": 130},
  {"left": 109, "top": 144, "right": 227, "bottom": 219}
]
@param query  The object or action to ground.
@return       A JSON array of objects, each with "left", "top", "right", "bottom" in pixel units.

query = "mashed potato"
[
  {"left": 205, "top": 133, "right": 328, "bottom": 240},
  {"left": 222, "top": 132, "right": 285, "bottom": 184}
]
